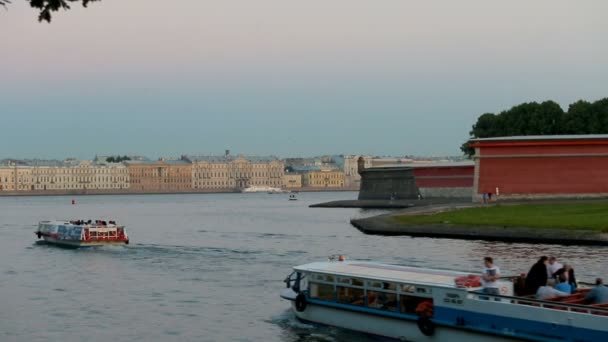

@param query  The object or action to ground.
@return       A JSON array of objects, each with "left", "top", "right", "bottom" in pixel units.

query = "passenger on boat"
[
  {"left": 481, "top": 257, "right": 501, "bottom": 295},
  {"left": 554, "top": 264, "right": 578, "bottom": 293},
  {"left": 525, "top": 256, "right": 549, "bottom": 295},
  {"left": 547, "top": 256, "right": 563, "bottom": 278},
  {"left": 535, "top": 279, "right": 570, "bottom": 300},
  {"left": 585, "top": 278, "right": 608, "bottom": 305},
  {"left": 555, "top": 274, "right": 572, "bottom": 294}
]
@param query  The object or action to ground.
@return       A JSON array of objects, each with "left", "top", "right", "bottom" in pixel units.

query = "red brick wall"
[
  {"left": 476, "top": 141, "right": 608, "bottom": 195},
  {"left": 413, "top": 166, "right": 474, "bottom": 188}
]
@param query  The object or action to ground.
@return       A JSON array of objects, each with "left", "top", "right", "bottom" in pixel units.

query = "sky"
[{"left": 1, "top": 0, "right": 607, "bottom": 160}]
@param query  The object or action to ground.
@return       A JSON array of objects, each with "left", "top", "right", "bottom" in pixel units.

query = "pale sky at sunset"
[{"left": 1, "top": 0, "right": 607, "bottom": 159}]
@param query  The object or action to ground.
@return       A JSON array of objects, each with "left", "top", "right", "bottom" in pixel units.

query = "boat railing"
[{"left": 469, "top": 291, "right": 608, "bottom": 316}]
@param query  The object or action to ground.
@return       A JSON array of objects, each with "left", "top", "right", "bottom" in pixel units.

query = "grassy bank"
[{"left": 393, "top": 202, "right": 608, "bottom": 232}]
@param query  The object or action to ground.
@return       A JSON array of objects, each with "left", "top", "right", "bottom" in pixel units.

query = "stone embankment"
[
  {"left": 350, "top": 203, "right": 608, "bottom": 246},
  {"left": 310, "top": 198, "right": 469, "bottom": 209}
]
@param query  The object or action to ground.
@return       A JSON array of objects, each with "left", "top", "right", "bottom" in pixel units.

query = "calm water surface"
[{"left": 1, "top": 192, "right": 607, "bottom": 342}]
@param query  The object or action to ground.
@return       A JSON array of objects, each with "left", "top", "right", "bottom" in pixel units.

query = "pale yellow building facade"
[
  {"left": 282, "top": 173, "right": 302, "bottom": 188},
  {"left": 0, "top": 165, "right": 33, "bottom": 191},
  {"left": 302, "top": 170, "right": 345, "bottom": 188},
  {"left": 29, "top": 161, "right": 129, "bottom": 191},
  {"left": 188, "top": 155, "right": 284, "bottom": 190}
]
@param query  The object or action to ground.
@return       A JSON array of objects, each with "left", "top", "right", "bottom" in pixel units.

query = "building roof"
[
  {"left": 294, "top": 261, "right": 472, "bottom": 288},
  {"left": 470, "top": 134, "right": 608, "bottom": 143},
  {"left": 291, "top": 165, "right": 340, "bottom": 172},
  {"left": 369, "top": 161, "right": 474, "bottom": 169},
  {"left": 125, "top": 159, "right": 191, "bottom": 166},
  {"left": 185, "top": 155, "right": 280, "bottom": 163}
]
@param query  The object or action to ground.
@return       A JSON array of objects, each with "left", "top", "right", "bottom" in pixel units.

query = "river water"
[{"left": 1, "top": 192, "right": 607, "bottom": 342}]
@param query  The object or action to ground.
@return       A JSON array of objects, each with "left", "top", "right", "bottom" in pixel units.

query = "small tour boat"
[
  {"left": 35, "top": 220, "right": 129, "bottom": 247},
  {"left": 281, "top": 258, "right": 607, "bottom": 341},
  {"left": 289, "top": 194, "right": 298, "bottom": 201}
]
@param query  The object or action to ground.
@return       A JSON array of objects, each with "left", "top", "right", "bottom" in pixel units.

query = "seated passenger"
[
  {"left": 536, "top": 279, "right": 570, "bottom": 300},
  {"left": 525, "top": 256, "right": 549, "bottom": 295},
  {"left": 585, "top": 278, "right": 608, "bottom": 305},
  {"left": 555, "top": 274, "right": 572, "bottom": 294},
  {"left": 554, "top": 264, "right": 578, "bottom": 293}
]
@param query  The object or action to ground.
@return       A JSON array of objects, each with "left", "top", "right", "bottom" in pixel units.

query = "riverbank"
[
  {"left": 0, "top": 187, "right": 356, "bottom": 197},
  {"left": 310, "top": 197, "right": 470, "bottom": 209},
  {"left": 351, "top": 201, "right": 608, "bottom": 245}
]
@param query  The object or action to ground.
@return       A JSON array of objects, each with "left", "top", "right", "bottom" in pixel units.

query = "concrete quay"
[{"left": 310, "top": 198, "right": 470, "bottom": 209}]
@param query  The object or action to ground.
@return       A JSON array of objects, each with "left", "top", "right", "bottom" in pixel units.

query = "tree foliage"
[
  {"left": 106, "top": 155, "right": 131, "bottom": 163},
  {"left": 0, "top": 0, "right": 100, "bottom": 22},
  {"left": 461, "top": 98, "right": 608, "bottom": 156}
]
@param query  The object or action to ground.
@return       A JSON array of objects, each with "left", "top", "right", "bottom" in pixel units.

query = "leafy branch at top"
[{"left": 1, "top": 0, "right": 101, "bottom": 22}]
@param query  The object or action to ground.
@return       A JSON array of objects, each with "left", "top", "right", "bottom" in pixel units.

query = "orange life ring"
[
  {"left": 455, "top": 275, "right": 482, "bottom": 288},
  {"left": 415, "top": 301, "right": 434, "bottom": 318}
]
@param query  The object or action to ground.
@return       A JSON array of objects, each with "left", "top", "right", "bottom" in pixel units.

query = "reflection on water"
[{"left": 0, "top": 192, "right": 607, "bottom": 341}]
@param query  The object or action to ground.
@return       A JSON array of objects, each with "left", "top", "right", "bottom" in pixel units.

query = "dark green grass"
[{"left": 393, "top": 202, "right": 608, "bottom": 232}]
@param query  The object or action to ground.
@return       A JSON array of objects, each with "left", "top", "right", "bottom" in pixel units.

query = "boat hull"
[
  {"left": 40, "top": 236, "right": 128, "bottom": 247},
  {"left": 289, "top": 301, "right": 514, "bottom": 341}
]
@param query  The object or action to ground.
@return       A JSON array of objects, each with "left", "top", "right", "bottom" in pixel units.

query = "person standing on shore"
[
  {"left": 481, "top": 257, "right": 501, "bottom": 295},
  {"left": 525, "top": 256, "right": 549, "bottom": 295}
]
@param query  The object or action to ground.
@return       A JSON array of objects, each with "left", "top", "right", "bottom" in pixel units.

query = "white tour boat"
[
  {"left": 35, "top": 220, "right": 129, "bottom": 247},
  {"left": 281, "top": 259, "right": 607, "bottom": 341},
  {"left": 241, "top": 186, "right": 288, "bottom": 193}
]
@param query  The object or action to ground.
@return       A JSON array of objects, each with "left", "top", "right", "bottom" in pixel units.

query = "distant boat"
[
  {"left": 289, "top": 194, "right": 298, "bottom": 201},
  {"left": 242, "top": 186, "right": 288, "bottom": 193},
  {"left": 35, "top": 220, "right": 129, "bottom": 247}
]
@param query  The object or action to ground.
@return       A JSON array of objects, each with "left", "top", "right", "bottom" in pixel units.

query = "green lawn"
[{"left": 393, "top": 202, "right": 608, "bottom": 232}]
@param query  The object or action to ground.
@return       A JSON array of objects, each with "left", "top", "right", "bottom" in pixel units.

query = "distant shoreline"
[{"left": 0, "top": 187, "right": 358, "bottom": 197}]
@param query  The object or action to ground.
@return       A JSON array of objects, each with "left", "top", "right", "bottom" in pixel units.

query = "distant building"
[
  {"left": 283, "top": 173, "right": 302, "bottom": 188},
  {"left": 344, "top": 155, "right": 372, "bottom": 188},
  {"left": 470, "top": 135, "right": 608, "bottom": 201},
  {"left": 0, "top": 162, "right": 32, "bottom": 191},
  {"left": 185, "top": 154, "right": 284, "bottom": 190},
  {"left": 301, "top": 169, "right": 345, "bottom": 188},
  {"left": 0, "top": 159, "right": 130, "bottom": 192},
  {"left": 30, "top": 160, "right": 129, "bottom": 191},
  {"left": 126, "top": 159, "right": 191, "bottom": 192}
]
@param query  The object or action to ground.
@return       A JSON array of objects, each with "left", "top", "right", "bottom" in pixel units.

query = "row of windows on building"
[
  {"left": 194, "top": 172, "right": 283, "bottom": 178},
  {"left": 32, "top": 168, "right": 128, "bottom": 174},
  {"left": 195, "top": 179, "right": 282, "bottom": 187}
]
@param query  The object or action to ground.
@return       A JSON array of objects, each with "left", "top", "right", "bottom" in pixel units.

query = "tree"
[
  {"left": 0, "top": 0, "right": 100, "bottom": 22},
  {"left": 461, "top": 98, "right": 608, "bottom": 157}
]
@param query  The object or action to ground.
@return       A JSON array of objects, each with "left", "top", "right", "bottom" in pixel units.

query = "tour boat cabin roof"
[{"left": 294, "top": 261, "right": 475, "bottom": 288}]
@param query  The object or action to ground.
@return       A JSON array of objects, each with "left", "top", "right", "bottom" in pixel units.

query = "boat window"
[
  {"left": 368, "top": 280, "right": 383, "bottom": 289},
  {"left": 337, "top": 286, "right": 365, "bottom": 306},
  {"left": 401, "top": 295, "right": 433, "bottom": 316},
  {"left": 309, "top": 283, "right": 334, "bottom": 301},
  {"left": 401, "top": 284, "right": 416, "bottom": 294},
  {"left": 338, "top": 277, "right": 351, "bottom": 285},
  {"left": 351, "top": 278, "right": 364, "bottom": 287},
  {"left": 416, "top": 287, "right": 432, "bottom": 295},
  {"left": 368, "top": 281, "right": 397, "bottom": 291},
  {"left": 311, "top": 273, "right": 334, "bottom": 283},
  {"left": 367, "top": 291, "right": 398, "bottom": 311}
]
